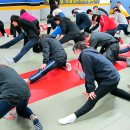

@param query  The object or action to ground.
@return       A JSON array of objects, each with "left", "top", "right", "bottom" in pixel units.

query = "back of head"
[
  {"left": 76, "top": 32, "right": 90, "bottom": 41},
  {"left": 86, "top": 9, "right": 92, "bottom": 14},
  {"left": 72, "top": 8, "right": 80, "bottom": 14},
  {"left": 73, "top": 41, "right": 88, "bottom": 51},
  {"left": 10, "top": 15, "right": 20, "bottom": 22},
  {"left": 20, "top": 9, "right": 26, "bottom": 15},
  {"left": 92, "top": 14, "right": 100, "bottom": 22},
  {"left": 114, "top": 8, "right": 121, "bottom": 13},
  {"left": 53, "top": 15, "right": 62, "bottom": 21},
  {"left": 93, "top": 6, "right": 98, "bottom": 10},
  {"left": 113, "top": 6, "right": 119, "bottom": 10},
  {"left": 117, "top": 1, "right": 121, "bottom": 4},
  {"left": 47, "top": 14, "right": 53, "bottom": 19}
]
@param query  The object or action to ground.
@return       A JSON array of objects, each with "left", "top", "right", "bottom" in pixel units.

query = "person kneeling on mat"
[
  {"left": 77, "top": 32, "right": 130, "bottom": 66},
  {"left": 58, "top": 41, "right": 130, "bottom": 125},
  {"left": 24, "top": 34, "right": 72, "bottom": 84},
  {"left": 0, "top": 65, "right": 43, "bottom": 130}
]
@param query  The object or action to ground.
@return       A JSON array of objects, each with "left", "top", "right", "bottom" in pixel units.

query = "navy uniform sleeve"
[
  {"left": 60, "top": 21, "right": 66, "bottom": 35},
  {"left": 81, "top": 53, "right": 96, "bottom": 93}
]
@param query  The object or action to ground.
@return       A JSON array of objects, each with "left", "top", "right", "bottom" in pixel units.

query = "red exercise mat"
[{"left": 20, "top": 58, "right": 128, "bottom": 104}]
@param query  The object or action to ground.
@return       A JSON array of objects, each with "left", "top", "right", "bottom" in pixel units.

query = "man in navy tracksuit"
[
  {"left": 58, "top": 41, "right": 130, "bottom": 125},
  {"left": 72, "top": 8, "right": 92, "bottom": 32}
]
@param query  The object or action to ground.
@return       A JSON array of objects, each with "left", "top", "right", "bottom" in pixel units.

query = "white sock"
[{"left": 58, "top": 113, "right": 77, "bottom": 125}]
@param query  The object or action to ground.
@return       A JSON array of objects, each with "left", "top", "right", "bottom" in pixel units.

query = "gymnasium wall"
[
  {"left": 110, "top": 0, "right": 130, "bottom": 14},
  {"left": 0, "top": 0, "right": 110, "bottom": 23}
]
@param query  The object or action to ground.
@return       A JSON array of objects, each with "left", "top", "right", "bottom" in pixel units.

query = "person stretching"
[
  {"left": 24, "top": 35, "right": 72, "bottom": 84},
  {"left": 0, "top": 64, "right": 43, "bottom": 130},
  {"left": 4, "top": 15, "right": 40, "bottom": 64},
  {"left": 58, "top": 41, "right": 130, "bottom": 125}
]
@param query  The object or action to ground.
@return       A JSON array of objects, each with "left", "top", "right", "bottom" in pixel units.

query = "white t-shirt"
[{"left": 115, "top": 13, "right": 128, "bottom": 25}]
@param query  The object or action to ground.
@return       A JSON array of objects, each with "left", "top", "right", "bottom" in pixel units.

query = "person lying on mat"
[
  {"left": 0, "top": 64, "right": 43, "bottom": 130},
  {"left": 24, "top": 34, "right": 72, "bottom": 84},
  {"left": 76, "top": 32, "right": 130, "bottom": 66},
  {"left": 58, "top": 41, "right": 130, "bottom": 125}
]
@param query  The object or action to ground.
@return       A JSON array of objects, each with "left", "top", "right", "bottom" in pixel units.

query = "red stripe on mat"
[{"left": 20, "top": 57, "right": 128, "bottom": 104}]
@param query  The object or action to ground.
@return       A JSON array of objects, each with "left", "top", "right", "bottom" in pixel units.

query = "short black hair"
[
  {"left": 76, "top": 32, "right": 90, "bottom": 42},
  {"left": 86, "top": 9, "right": 92, "bottom": 14},
  {"left": 47, "top": 14, "right": 53, "bottom": 19},
  {"left": 20, "top": 9, "right": 26, "bottom": 15},
  {"left": 117, "top": 1, "right": 121, "bottom": 4},
  {"left": 113, "top": 6, "right": 119, "bottom": 10},
  {"left": 73, "top": 41, "right": 88, "bottom": 51},
  {"left": 10, "top": 15, "right": 20, "bottom": 22},
  {"left": 53, "top": 15, "right": 62, "bottom": 21},
  {"left": 72, "top": 8, "right": 80, "bottom": 14},
  {"left": 92, "top": 14, "right": 100, "bottom": 22},
  {"left": 114, "top": 8, "right": 121, "bottom": 13},
  {"left": 93, "top": 6, "right": 98, "bottom": 9}
]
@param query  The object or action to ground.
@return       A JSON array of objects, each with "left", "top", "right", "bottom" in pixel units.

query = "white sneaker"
[
  {"left": 5, "top": 57, "right": 15, "bottom": 64},
  {"left": 65, "top": 63, "right": 72, "bottom": 71},
  {"left": 58, "top": 113, "right": 77, "bottom": 125}
]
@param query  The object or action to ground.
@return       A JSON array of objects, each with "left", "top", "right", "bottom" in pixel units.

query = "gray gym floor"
[{"left": 0, "top": 23, "right": 130, "bottom": 130}]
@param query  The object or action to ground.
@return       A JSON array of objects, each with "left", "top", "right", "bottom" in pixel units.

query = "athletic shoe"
[
  {"left": 33, "top": 118, "right": 43, "bottom": 130},
  {"left": 58, "top": 113, "right": 77, "bottom": 125},
  {"left": 4, "top": 57, "right": 15, "bottom": 64},
  {"left": 74, "top": 69, "right": 85, "bottom": 79},
  {"left": 65, "top": 63, "right": 72, "bottom": 71}
]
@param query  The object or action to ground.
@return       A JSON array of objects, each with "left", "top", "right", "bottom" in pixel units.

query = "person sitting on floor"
[
  {"left": 24, "top": 34, "right": 72, "bottom": 84},
  {"left": 58, "top": 41, "right": 130, "bottom": 125},
  {"left": 0, "top": 64, "right": 43, "bottom": 130}
]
